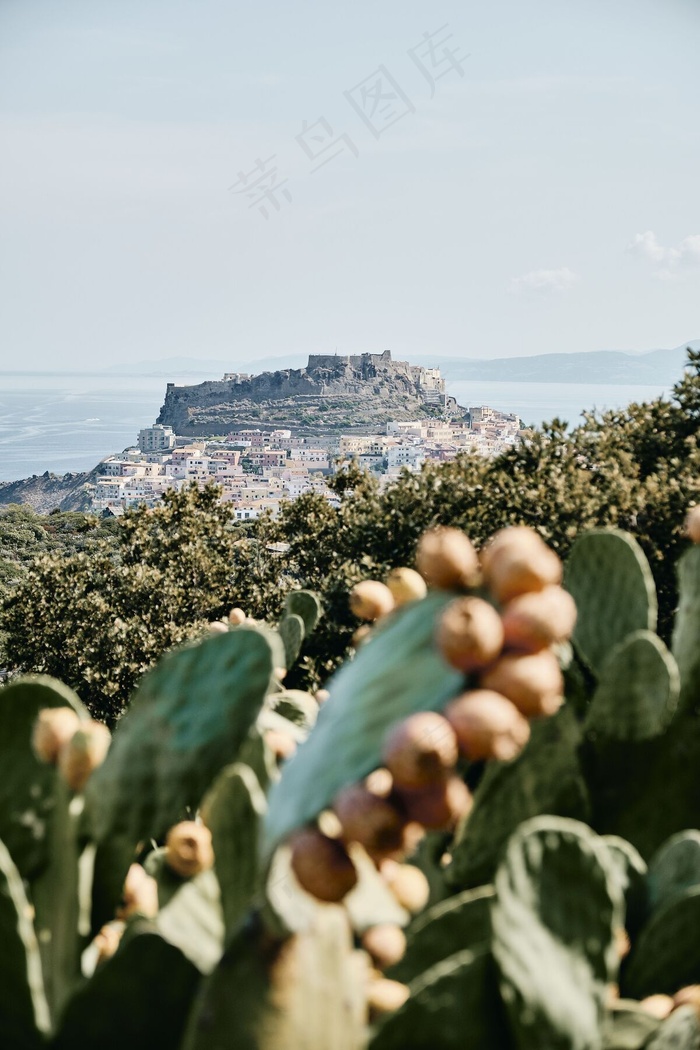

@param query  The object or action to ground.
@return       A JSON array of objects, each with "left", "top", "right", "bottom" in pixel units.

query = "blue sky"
[{"left": 0, "top": 0, "right": 698, "bottom": 369}]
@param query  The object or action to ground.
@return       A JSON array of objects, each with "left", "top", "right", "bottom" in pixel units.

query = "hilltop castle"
[{"left": 158, "top": 351, "right": 460, "bottom": 436}]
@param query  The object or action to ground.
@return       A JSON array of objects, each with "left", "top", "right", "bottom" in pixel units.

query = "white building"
[{"left": 138, "top": 425, "right": 176, "bottom": 453}]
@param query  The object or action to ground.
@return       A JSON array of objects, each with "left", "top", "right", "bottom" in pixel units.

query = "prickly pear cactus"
[
  {"left": 51, "top": 930, "right": 200, "bottom": 1050},
  {"left": 672, "top": 546, "right": 700, "bottom": 713},
  {"left": 491, "top": 816, "right": 623, "bottom": 1050},
  {"left": 645, "top": 1006, "right": 700, "bottom": 1049},
  {"left": 600, "top": 836, "right": 648, "bottom": 937},
  {"left": 622, "top": 887, "right": 700, "bottom": 998},
  {"left": 278, "top": 613, "right": 305, "bottom": 670},
  {"left": 0, "top": 675, "right": 88, "bottom": 880},
  {"left": 88, "top": 627, "right": 282, "bottom": 850},
  {"left": 184, "top": 906, "right": 366, "bottom": 1050},
  {"left": 156, "top": 868, "right": 225, "bottom": 975},
  {"left": 284, "top": 589, "right": 323, "bottom": 635},
  {"left": 264, "top": 592, "right": 464, "bottom": 852},
  {"left": 388, "top": 885, "right": 495, "bottom": 985},
  {"left": 646, "top": 830, "right": 700, "bottom": 913},
  {"left": 447, "top": 705, "right": 590, "bottom": 890},
  {"left": 0, "top": 838, "right": 51, "bottom": 1049},
  {"left": 200, "top": 763, "right": 267, "bottom": 938},
  {"left": 371, "top": 947, "right": 509, "bottom": 1050},
  {"left": 584, "top": 632, "right": 680, "bottom": 741},
  {"left": 565, "top": 531, "right": 657, "bottom": 675}
]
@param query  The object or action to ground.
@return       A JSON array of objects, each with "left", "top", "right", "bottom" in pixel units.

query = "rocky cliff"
[
  {"left": 157, "top": 351, "right": 463, "bottom": 436},
  {"left": 0, "top": 468, "right": 98, "bottom": 514}
]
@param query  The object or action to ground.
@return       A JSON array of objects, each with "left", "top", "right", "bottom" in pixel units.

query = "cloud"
[
  {"left": 627, "top": 230, "right": 700, "bottom": 279},
  {"left": 509, "top": 267, "right": 580, "bottom": 294}
]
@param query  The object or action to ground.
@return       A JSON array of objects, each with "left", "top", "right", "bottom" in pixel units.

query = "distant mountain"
[
  {"left": 103, "top": 342, "right": 698, "bottom": 386},
  {"left": 424, "top": 342, "right": 699, "bottom": 386}
]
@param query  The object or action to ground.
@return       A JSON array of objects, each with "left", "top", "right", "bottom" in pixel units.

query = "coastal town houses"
[{"left": 89, "top": 407, "right": 523, "bottom": 516}]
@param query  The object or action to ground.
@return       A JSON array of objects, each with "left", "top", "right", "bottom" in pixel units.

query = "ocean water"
[{"left": 0, "top": 371, "right": 671, "bottom": 483}]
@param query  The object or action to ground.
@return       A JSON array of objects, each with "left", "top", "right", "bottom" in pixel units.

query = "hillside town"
[{"left": 90, "top": 407, "right": 524, "bottom": 518}]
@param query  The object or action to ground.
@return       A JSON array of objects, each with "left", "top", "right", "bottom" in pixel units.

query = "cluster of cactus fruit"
[{"left": 4, "top": 514, "right": 700, "bottom": 1049}]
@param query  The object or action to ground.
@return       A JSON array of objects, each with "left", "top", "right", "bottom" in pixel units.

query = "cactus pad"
[
  {"left": 264, "top": 592, "right": 464, "bottom": 852},
  {"left": 389, "top": 885, "right": 495, "bottom": 985},
  {"left": 87, "top": 627, "right": 279, "bottom": 847},
  {"left": 565, "top": 530, "right": 657, "bottom": 675},
  {"left": 600, "top": 836, "right": 648, "bottom": 936},
  {"left": 447, "top": 705, "right": 589, "bottom": 890},
  {"left": 279, "top": 613, "right": 305, "bottom": 670},
  {"left": 672, "top": 547, "right": 700, "bottom": 712},
  {"left": 645, "top": 1006, "right": 700, "bottom": 1049},
  {"left": 0, "top": 675, "right": 87, "bottom": 880},
  {"left": 492, "top": 816, "right": 623, "bottom": 1050},
  {"left": 371, "top": 947, "right": 509, "bottom": 1050},
  {"left": 584, "top": 632, "right": 680, "bottom": 741},
  {"left": 156, "top": 869, "right": 225, "bottom": 975},
  {"left": 284, "top": 589, "right": 323, "bottom": 635},
  {"left": 647, "top": 830, "right": 700, "bottom": 914},
  {"left": 622, "top": 886, "right": 700, "bottom": 998},
  {"left": 0, "top": 838, "right": 50, "bottom": 1048},
  {"left": 52, "top": 931, "right": 200, "bottom": 1050},
  {"left": 201, "top": 763, "right": 267, "bottom": 938}
]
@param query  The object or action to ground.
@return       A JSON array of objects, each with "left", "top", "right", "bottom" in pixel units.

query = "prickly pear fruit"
[
  {"left": 165, "top": 821, "right": 215, "bottom": 879},
  {"left": 367, "top": 976, "right": 410, "bottom": 1018},
  {"left": 352, "top": 625, "right": 372, "bottom": 648},
  {"left": 436, "top": 596, "right": 504, "bottom": 673},
  {"left": 362, "top": 924, "right": 407, "bottom": 970},
  {"left": 265, "top": 729, "right": 297, "bottom": 761},
  {"left": 58, "top": 720, "right": 111, "bottom": 792},
  {"left": 382, "top": 712, "right": 458, "bottom": 790},
  {"left": 228, "top": 607, "right": 246, "bottom": 625},
  {"left": 93, "top": 921, "right": 125, "bottom": 966},
  {"left": 415, "top": 527, "right": 479, "bottom": 590},
  {"left": 386, "top": 567, "right": 428, "bottom": 606},
  {"left": 207, "top": 621, "right": 228, "bottom": 634},
  {"left": 640, "top": 995, "right": 674, "bottom": 1019},
  {"left": 398, "top": 776, "right": 472, "bottom": 831},
  {"left": 350, "top": 581, "right": 396, "bottom": 621},
  {"left": 479, "top": 650, "right": 564, "bottom": 717},
  {"left": 685, "top": 507, "right": 700, "bottom": 544},
  {"left": 116, "top": 864, "right": 159, "bottom": 920},
  {"left": 380, "top": 861, "right": 430, "bottom": 914},
  {"left": 289, "top": 826, "right": 358, "bottom": 902},
  {"left": 32, "top": 706, "right": 81, "bottom": 764},
  {"left": 481, "top": 526, "right": 562, "bottom": 603},
  {"left": 333, "top": 774, "right": 407, "bottom": 855},
  {"left": 444, "top": 689, "right": 531, "bottom": 761},
  {"left": 673, "top": 986, "right": 700, "bottom": 1018},
  {"left": 501, "top": 585, "right": 577, "bottom": 652}
]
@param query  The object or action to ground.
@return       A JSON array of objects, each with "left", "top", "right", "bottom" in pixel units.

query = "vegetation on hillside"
[{"left": 1, "top": 349, "right": 699, "bottom": 720}]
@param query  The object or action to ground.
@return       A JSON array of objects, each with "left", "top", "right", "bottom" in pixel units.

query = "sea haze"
[{"left": 0, "top": 370, "right": 673, "bottom": 482}]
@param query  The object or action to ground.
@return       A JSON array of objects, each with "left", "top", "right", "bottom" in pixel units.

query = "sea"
[{"left": 0, "top": 371, "right": 671, "bottom": 483}]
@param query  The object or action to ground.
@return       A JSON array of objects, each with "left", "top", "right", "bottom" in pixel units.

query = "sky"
[{"left": 0, "top": 0, "right": 698, "bottom": 371}]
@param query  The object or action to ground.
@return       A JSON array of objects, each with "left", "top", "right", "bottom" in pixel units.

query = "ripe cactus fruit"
[
  {"left": 479, "top": 650, "right": 564, "bottom": 718},
  {"left": 349, "top": 581, "right": 396, "bottom": 621},
  {"left": 640, "top": 995, "right": 674, "bottom": 1019},
  {"left": 58, "top": 720, "right": 111, "bottom": 793},
  {"left": 500, "top": 585, "right": 577, "bottom": 652},
  {"left": 207, "top": 621, "right": 229, "bottom": 634},
  {"left": 380, "top": 861, "right": 430, "bottom": 914},
  {"left": 435, "top": 596, "right": 504, "bottom": 673},
  {"left": 265, "top": 728, "right": 297, "bottom": 761},
  {"left": 32, "top": 706, "right": 82, "bottom": 764},
  {"left": 685, "top": 506, "right": 700, "bottom": 544},
  {"left": 228, "top": 607, "right": 246, "bottom": 625},
  {"left": 385, "top": 567, "right": 428, "bottom": 606},
  {"left": 362, "top": 924, "right": 407, "bottom": 970},
  {"left": 382, "top": 712, "right": 458, "bottom": 790},
  {"left": 165, "top": 822, "right": 215, "bottom": 880},
  {"left": 116, "top": 864, "right": 159, "bottom": 920},
  {"left": 289, "top": 826, "right": 359, "bottom": 902},
  {"left": 333, "top": 774, "right": 408, "bottom": 856},
  {"left": 398, "top": 777, "right": 472, "bottom": 831},
  {"left": 444, "top": 689, "right": 531, "bottom": 761},
  {"left": 415, "top": 526, "right": 479, "bottom": 590},
  {"left": 481, "top": 526, "right": 562, "bottom": 604},
  {"left": 367, "top": 976, "right": 410, "bottom": 1018},
  {"left": 92, "top": 921, "right": 125, "bottom": 967}
]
